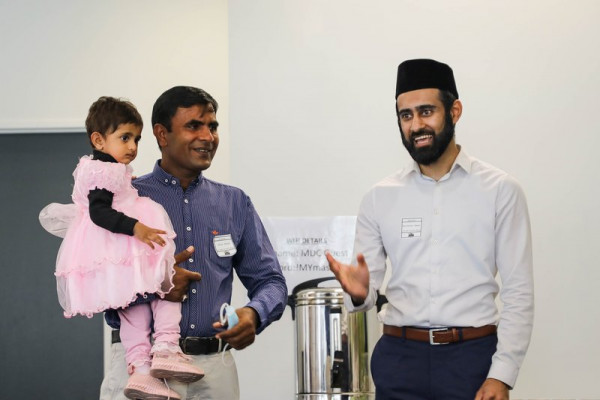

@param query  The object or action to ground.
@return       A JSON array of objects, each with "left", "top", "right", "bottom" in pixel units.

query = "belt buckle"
[
  {"left": 429, "top": 328, "right": 450, "bottom": 345},
  {"left": 180, "top": 337, "right": 198, "bottom": 354},
  {"left": 180, "top": 337, "right": 189, "bottom": 353}
]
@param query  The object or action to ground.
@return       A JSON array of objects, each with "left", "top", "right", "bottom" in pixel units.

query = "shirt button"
[
  {"left": 432, "top": 239, "right": 438, "bottom": 245},
  {"left": 190, "top": 324, "right": 195, "bottom": 329},
  {"left": 164, "top": 179, "right": 169, "bottom": 183},
  {"left": 186, "top": 227, "right": 191, "bottom": 231},
  {"left": 184, "top": 199, "right": 189, "bottom": 204},
  {"left": 171, "top": 180, "right": 177, "bottom": 185},
  {"left": 188, "top": 258, "right": 194, "bottom": 263},
  {"left": 434, "top": 208, "right": 440, "bottom": 215},
  {"left": 191, "top": 289, "right": 197, "bottom": 294}
]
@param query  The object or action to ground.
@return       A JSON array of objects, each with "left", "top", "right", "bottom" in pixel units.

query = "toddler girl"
[{"left": 47, "top": 96, "right": 202, "bottom": 400}]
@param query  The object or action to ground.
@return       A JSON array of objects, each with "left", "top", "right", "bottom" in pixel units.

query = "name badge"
[
  {"left": 213, "top": 234, "right": 237, "bottom": 257},
  {"left": 401, "top": 218, "right": 422, "bottom": 238}
]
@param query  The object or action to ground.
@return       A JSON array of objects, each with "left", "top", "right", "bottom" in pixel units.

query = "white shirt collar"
[
  {"left": 398, "top": 145, "right": 473, "bottom": 181},
  {"left": 453, "top": 145, "right": 472, "bottom": 174}
]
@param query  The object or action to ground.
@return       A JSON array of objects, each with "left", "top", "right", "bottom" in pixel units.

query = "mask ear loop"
[{"left": 220, "top": 303, "right": 235, "bottom": 367}]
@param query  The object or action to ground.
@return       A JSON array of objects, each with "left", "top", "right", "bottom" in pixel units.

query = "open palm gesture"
[{"left": 326, "top": 252, "right": 370, "bottom": 304}]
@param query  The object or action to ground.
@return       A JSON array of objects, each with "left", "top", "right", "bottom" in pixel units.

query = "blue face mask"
[
  {"left": 219, "top": 303, "right": 238, "bottom": 366},
  {"left": 220, "top": 303, "right": 239, "bottom": 329}
]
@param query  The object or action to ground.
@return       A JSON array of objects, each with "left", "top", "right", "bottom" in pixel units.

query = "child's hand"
[{"left": 133, "top": 222, "right": 167, "bottom": 249}]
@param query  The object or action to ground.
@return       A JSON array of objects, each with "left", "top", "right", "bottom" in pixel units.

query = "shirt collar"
[
  {"left": 152, "top": 160, "right": 202, "bottom": 187},
  {"left": 396, "top": 158, "right": 421, "bottom": 180},
  {"left": 92, "top": 149, "right": 117, "bottom": 163},
  {"left": 398, "top": 145, "right": 473, "bottom": 180},
  {"left": 452, "top": 145, "right": 472, "bottom": 174}
]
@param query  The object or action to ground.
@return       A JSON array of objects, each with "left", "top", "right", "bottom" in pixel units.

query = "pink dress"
[{"left": 54, "top": 156, "right": 176, "bottom": 318}]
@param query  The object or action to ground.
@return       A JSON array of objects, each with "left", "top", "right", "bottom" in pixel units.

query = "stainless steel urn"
[{"left": 293, "top": 280, "right": 374, "bottom": 399}]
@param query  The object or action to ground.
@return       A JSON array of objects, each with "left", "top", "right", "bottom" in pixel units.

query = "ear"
[
  {"left": 153, "top": 124, "right": 168, "bottom": 148},
  {"left": 450, "top": 99, "right": 463, "bottom": 124},
  {"left": 90, "top": 132, "right": 105, "bottom": 150}
]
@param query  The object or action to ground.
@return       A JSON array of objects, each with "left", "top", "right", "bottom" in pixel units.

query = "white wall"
[
  {"left": 229, "top": 1, "right": 600, "bottom": 399},
  {"left": 0, "top": 0, "right": 230, "bottom": 184}
]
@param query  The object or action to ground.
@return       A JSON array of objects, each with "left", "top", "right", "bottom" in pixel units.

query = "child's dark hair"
[{"left": 85, "top": 96, "right": 143, "bottom": 145}]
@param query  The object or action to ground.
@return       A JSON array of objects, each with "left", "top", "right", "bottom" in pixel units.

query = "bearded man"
[{"left": 327, "top": 59, "right": 534, "bottom": 400}]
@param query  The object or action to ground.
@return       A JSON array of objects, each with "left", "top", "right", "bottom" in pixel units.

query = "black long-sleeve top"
[{"left": 88, "top": 150, "right": 138, "bottom": 235}]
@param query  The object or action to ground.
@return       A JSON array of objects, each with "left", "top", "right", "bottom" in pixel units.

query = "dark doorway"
[{"left": 0, "top": 132, "right": 103, "bottom": 399}]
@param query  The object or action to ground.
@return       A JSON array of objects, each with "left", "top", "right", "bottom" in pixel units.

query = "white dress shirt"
[{"left": 346, "top": 147, "right": 533, "bottom": 388}]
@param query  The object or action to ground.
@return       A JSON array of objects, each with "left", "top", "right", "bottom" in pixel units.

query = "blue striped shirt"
[{"left": 104, "top": 161, "right": 287, "bottom": 336}]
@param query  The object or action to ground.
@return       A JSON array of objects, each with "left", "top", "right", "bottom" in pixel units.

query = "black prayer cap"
[{"left": 395, "top": 59, "right": 459, "bottom": 99}]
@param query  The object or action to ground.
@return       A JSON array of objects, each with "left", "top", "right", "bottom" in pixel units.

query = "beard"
[{"left": 400, "top": 112, "right": 455, "bottom": 165}]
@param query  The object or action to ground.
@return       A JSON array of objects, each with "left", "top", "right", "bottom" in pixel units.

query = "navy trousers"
[{"left": 371, "top": 333, "right": 497, "bottom": 400}]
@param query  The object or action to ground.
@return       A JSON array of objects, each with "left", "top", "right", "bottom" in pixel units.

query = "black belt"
[{"left": 111, "top": 330, "right": 224, "bottom": 355}]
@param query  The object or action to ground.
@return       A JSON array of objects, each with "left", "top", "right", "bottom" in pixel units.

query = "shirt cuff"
[
  {"left": 245, "top": 300, "right": 267, "bottom": 334},
  {"left": 487, "top": 359, "right": 518, "bottom": 389},
  {"left": 343, "top": 290, "right": 373, "bottom": 313},
  {"left": 120, "top": 216, "right": 138, "bottom": 236}
]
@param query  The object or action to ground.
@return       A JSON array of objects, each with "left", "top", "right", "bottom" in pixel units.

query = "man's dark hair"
[
  {"left": 151, "top": 86, "right": 219, "bottom": 131},
  {"left": 85, "top": 96, "right": 143, "bottom": 145},
  {"left": 438, "top": 89, "right": 457, "bottom": 114}
]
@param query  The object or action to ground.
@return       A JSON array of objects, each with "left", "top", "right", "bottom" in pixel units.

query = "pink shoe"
[
  {"left": 124, "top": 373, "right": 181, "bottom": 400},
  {"left": 150, "top": 351, "right": 205, "bottom": 383}
]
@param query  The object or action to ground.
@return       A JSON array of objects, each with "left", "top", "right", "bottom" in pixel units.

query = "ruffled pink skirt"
[{"left": 54, "top": 196, "right": 176, "bottom": 318}]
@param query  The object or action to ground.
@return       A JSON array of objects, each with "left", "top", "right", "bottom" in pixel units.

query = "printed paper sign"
[{"left": 262, "top": 216, "right": 357, "bottom": 295}]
